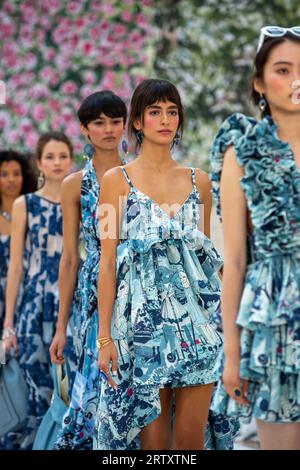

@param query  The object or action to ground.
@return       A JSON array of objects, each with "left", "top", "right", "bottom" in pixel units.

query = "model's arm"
[
  {"left": 220, "top": 146, "right": 249, "bottom": 405},
  {"left": 3, "top": 196, "right": 27, "bottom": 352},
  {"left": 97, "top": 167, "right": 124, "bottom": 390},
  {"left": 196, "top": 169, "right": 212, "bottom": 238},
  {"left": 50, "top": 172, "right": 82, "bottom": 364}
]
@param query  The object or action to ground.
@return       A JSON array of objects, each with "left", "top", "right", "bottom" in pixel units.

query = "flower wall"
[{"left": 0, "top": 0, "right": 153, "bottom": 158}]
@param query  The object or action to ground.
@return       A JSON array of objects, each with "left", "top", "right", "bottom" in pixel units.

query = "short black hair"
[
  {"left": 0, "top": 150, "right": 37, "bottom": 195},
  {"left": 77, "top": 90, "right": 127, "bottom": 127}
]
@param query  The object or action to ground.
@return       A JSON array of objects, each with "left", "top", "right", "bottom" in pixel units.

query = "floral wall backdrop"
[
  {"left": 1, "top": 0, "right": 300, "bottom": 167},
  {"left": 0, "top": 0, "right": 154, "bottom": 159}
]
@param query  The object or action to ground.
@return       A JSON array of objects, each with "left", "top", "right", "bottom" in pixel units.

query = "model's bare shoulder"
[{"left": 61, "top": 170, "right": 83, "bottom": 201}]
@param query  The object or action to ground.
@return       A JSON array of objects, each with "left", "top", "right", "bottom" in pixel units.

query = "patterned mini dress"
[
  {"left": 210, "top": 113, "right": 300, "bottom": 423},
  {"left": 54, "top": 158, "right": 101, "bottom": 449},
  {"left": 94, "top": 166, "right": 236, "bottom": 449},
  {"left": 2, "top": 193, "right": 77, "bottom": 450}
]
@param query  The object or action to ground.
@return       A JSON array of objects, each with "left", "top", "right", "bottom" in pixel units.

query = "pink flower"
[
  {"left": 49, "top": 99, "right": 60, "bottom": 112},
  {"left": 20, "top": 118, "right": 33, "bottom": 133},
  {"left": 83, "top": 42, "right": 93, "bottom": 56},
  {"left": 25, "top": 131, "right": 39, "bottom": 149},
  {"left": 0, "top": 111, "right": 10, "bottom": 129},
  {"left": 0, "top": 21, "right": 15, "bottom": 39},
  {"left": 23, "top": 53, "right": 38, "bottom": 71},
  {"left": 61, "top": 81, "right": 78, "bottom": 95},
  {"left": 89, "top": 28, "right": 100, "bottom": 41},
  {"left": 66, "top": 122, "right": 79, "bottom": 137},
  {"left": 195, "top": 339, "right": 200, "bottom": 345},
  {"left": 80, "top": 84, "right": 95, "bottom": 99},
  {"left": 40, "top": 66, "right": 58, "bottom": 86},
  {"left": 7, "top": 130, "right": 19, "bottom": 145},
  {"left": 127, "top": 388, "right": 134, "bottom": 397},
  {"left": 181, "top": 341, "right": 189, "bottom": 349},
  {"left": 3, "top": 1, "right": 16, "bottom": 13},
  {"left": 113, "top": 24, "right": 126, "bottom": 38},
  {"left": 31, "top": 84, "right": 49, "bottom": 99},
  {"left": 99, "top": 4, "right": 115, "bottom": 15},
  {"left": 32, "top": 104, "right": 47, "bottom": 121},
  {"left": 43, "top": 48, "right": 56, "bottom": 61},
  {"left": 67, "top": 1, "right": 83, "bottom": 15},
  {"left": 82, "top": 71, "right": 96, "bottom": 84},
  {"left": 121, "top": 10, "right": 132, "bottom": 22},
  {"left": 136, "top": 13, "right": 148, "bottom": 28},
  {"left": 13, "top": 103, "right": 28, "bottom": 118}
]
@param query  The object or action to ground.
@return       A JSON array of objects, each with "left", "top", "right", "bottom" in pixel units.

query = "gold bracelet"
[{"left": 96, "top": 338, "right": 113, "bottom": 350}]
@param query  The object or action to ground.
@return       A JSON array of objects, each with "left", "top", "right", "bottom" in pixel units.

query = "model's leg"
[
  {"left": 257, "top": 420, "right": 300, "bottom": 450},
  {"left": 173, "top": 383, "right": 214, "bottom": 450},
  {"left": 140, "top": 388, "right": 173, "bottom": 450}
]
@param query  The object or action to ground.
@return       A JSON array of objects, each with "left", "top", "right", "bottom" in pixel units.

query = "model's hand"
[
  {"left": 98, "top": 341, "right": 118, "bottom": 390},
  {"left": 49, "top": 329, "right": 66, "bottom": 364},
  {"left": 222, "top": 353, "right": 249, "bottom": 406},
  {"left": 3, "top": 334, "right": 18, "bottom": 355}
]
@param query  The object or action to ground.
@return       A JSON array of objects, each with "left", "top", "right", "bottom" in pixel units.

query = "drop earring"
[
  {"left": 136, "top": 130, "right": 144, "bottom": 145},
  {"left": 121, "top": 139, "right": 128, "bottom": 156},
  {"left": 173, "top": 131, "right": 180, "bottom": 146},
  {"left": 38, "top": 171, "right": 44, "bottom": 189},
  {"left": 258, "top": 94, "right": 267, "bottom": 112},
  {"left": 83, "top": 143, "right": 95, "bottom": 161}
]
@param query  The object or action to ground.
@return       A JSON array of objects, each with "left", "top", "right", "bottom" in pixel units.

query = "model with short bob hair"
[
  {"left": 94, "top": 78, "right": 233, "bottom": 450},
  {"left": 50, "top": 90, "right": 127, "bottom": 450},
  {"left": 210, "top": 27, "right": 300, "bottom": 449}
]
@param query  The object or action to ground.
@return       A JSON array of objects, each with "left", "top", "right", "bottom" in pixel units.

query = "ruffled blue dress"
[
  {"left": 94, "top": 166, "right": 237, "bottom": 449},
  {"left": 210, "top": 113, "right": 300, "bottom": 422}
]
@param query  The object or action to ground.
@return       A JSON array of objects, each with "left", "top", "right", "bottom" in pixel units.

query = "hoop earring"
[
  {"left": 38, "top": 171, "right": 44, "bottom": 189},
  {"left": 136, "top": 130, "right": 144, "bottom": 145},
  {"left": 258, "top": 94, "right": 267, "bottom": 112},
  {"left": 83, "top": 143, "right": 95, "bottom": 161}
]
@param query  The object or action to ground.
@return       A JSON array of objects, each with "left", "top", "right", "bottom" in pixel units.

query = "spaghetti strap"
[
  {"left": 191, "top": 168, "right": 197, "bottom": 191},
  {"left": 120, "top": 167, "right": 134, "bottom": 189}
]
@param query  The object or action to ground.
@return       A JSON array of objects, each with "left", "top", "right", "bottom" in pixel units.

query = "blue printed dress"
[
  {"left": 0, "top": 233, "right": 10, "bottom": 332},
  {"left": 210, "top": 113, "right": 300, "bottom": 422},
  {"left": 94, "top": 166, "right": 233, "bottom": 450},
  {"left": 54, "top": 158, "right": 101, "bottom": 449},
  {"left": 2, "top": 193, "right": 77, "bottom": 450}
]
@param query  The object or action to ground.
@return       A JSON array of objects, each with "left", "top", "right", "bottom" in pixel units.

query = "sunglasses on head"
[{"left": 257, "top": 26, "right": 300, "bottom": 53}]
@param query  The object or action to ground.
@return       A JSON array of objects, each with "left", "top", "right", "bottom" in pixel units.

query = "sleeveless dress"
[
  {"left": 54, "top": 158, "right": 101, "bottom": 449},
  {"left": 2, "top": 193, "right": 77, "bottom": 450},
  {"left": 0, "top": 233, "right": 10, "bottom": 332},
  {"left": 210, "top": 112, "right": 300, "bottom": 423},
  {"left": 94, "top": 166, "right": 234, "bottom": 450}
]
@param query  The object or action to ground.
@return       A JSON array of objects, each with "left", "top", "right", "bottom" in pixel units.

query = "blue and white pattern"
[
  {"left": 0, "top": 234, "right": 10, "bottom": 332},
  {"left": 54, "top": 158, "right": 100, "bottom": 449},
  {"left": 210, "top": 112, "right": 300, "bottom": 423},
  {"left": 1, "top": 193, "right": 77, "bottom": 450},
  {"left": 94, "top": 166, "right": 237, "bottom": 450}
]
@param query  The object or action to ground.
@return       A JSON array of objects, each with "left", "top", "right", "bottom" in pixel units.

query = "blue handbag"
[
  {"left": 0, "top": 354, "right": 29, "bottom": 437},
  {"left": 33, "top": 363, "right": 70, "bottom": 450}
]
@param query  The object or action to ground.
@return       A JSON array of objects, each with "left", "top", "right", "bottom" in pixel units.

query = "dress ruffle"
[{"left": 210, "top": 113, "right": 300, "bottom": 422}]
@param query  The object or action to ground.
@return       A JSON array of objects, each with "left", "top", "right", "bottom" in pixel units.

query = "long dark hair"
[
  {"left": 251, "top": 33, "right": 300, "bottom": 117},
  {"left": 128, "top": 79, "right": 185, "bottom": 151},
  {"left": 0, "top": 150, "right": 37, "bottom": 198}
]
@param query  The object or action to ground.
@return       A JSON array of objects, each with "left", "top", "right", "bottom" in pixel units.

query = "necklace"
[{"left": 0, "top": 209, "right": 11, "bottom": 222}]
